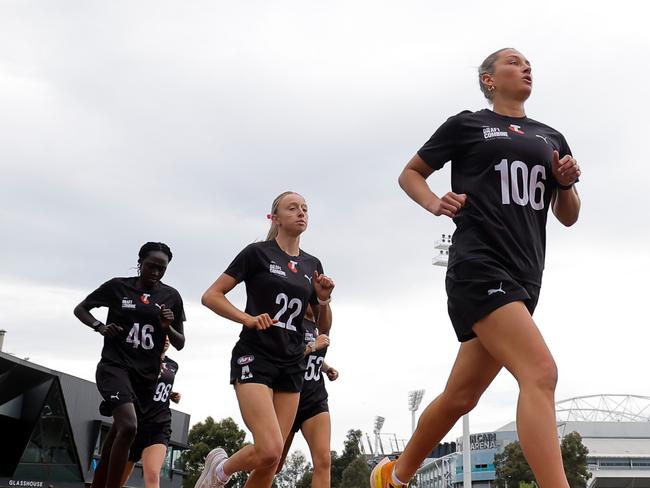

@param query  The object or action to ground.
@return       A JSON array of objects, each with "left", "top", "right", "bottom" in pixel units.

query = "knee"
[
  {"left": 255, "top": 443, "right": 283, "bottom": 469},
  {"left": 522, "top": 358, "right": 558, "bottom": 393},
  {"left": 144, "top": 469, "right": 160, "bottom": 487},
  {"left": 441, "top": 390, "right": 481, "bottom": 417},
  {"left": 534, "top": 358, "right": 558, "bottom": 391},
  {"left": 312, "top": 450, "right": 331, "bottom": 471},
  {"left": 115, "top": 418, "right": 137, "bottom": 440}
]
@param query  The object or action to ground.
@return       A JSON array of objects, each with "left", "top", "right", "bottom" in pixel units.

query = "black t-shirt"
[
  {"left": 418, "top": 109, "right": 572, "bottom": 285},
  {"left": 299, "top": 318, "right": 328, "bottom": 408},
  {"left": 83, "top": 277, "right": 186, "bottom": 381},
  {"left": 140, "top": 356, "right": 178, "bottom": 426},
  {"left": 224, "top": 240, "right": 323, "bottom": 366}
]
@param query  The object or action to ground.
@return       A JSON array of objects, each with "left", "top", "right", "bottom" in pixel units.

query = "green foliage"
[
  {"left": 340, "top": 456, "right": 370, "bottom": 488},
  {"left": 494, "top": 432, "right": 591, "bottom": 488},
  {"left": 331, "top": 429, "right": 363, "bottom": 487},
  {"left": 295, "top": 469, "right": 312, "bottom": 488},
  {"left": 275, "top": 451, "right": 312, "bottom": 488},
  {"left": 494, "top": 441, "right": 535, "bottom": 487},
  {"left": 181, "top": 422, "right": 372, "bottom": 488},
  {"left": 561, "top": 431, "right": 592, "bottom": 488},
  {"left": 180, "top": 416, "right": 249, "bottom": 488}
]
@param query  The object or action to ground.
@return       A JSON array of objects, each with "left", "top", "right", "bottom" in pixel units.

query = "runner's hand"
[
  {"left": 160, "top": 304, "right": 174, "bottom": 329},
  {"left": 326, "top": 367, "right": 339, "bottom": 381},
  {"left": 315, "top": 334, "right": 330, "bottom": 350},
  {"left": 312, "top": 271, "right": 335, "bottom": 301},
  {"left": 244, "top": 313, "right": 277, "bottom": 330},
  {"left": 98, "top": 323, "right": 123, "bottom": 337},
  {"left": 552, "top": 150, "right": 581, "bottom": 187},
  {"left": 428, "top": 192, "right": 467, "bottom": 218}
]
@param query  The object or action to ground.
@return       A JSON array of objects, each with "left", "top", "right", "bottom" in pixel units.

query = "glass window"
[
  {"left": 172, "top": 447, "right": 185, "bottom": 472},
  {"left": 161, "top": 446, "right": 173, "bottom": 479},
  {"left": 93, "top": 424, "right": 111, "bottom": 457},
  {"left": 14, "top": 380, "right": 83, "bottom": 482}
]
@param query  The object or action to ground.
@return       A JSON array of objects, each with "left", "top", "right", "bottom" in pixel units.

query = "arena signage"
[
  {"left": 470, "top": 432, "right": 497, "bottom": 450},
  {"left": 457, "top": 432, "right": 498, "bottom": 451}
]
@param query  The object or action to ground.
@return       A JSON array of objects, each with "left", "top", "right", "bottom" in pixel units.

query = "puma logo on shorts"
[{"left": 487, "top": 282, "right": 506, "bottom": 295}]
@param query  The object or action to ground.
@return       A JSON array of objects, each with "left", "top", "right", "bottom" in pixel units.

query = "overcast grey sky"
[{"left": 1, "top": 0, "right": 649, "bottom": 458}]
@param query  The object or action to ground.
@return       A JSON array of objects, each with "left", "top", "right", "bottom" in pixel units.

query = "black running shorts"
[
  {"left": 96, "top": 361, "right": 155, "bottom": 417},
  {"left": 128, "top": 421, "right": 172, "bottom": 462},
  {"left": 292, "top": 399, "right": 329, "bottom": 433},
  {"left": 229, "top": 346, "right": 304, "bottom": 393},
  {"left": 446, "top": 260, "right": 541, "bottom": 342}
]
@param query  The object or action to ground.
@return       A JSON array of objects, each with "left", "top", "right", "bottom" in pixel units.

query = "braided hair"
[{"left": 138, "top": 242, "right": 173, "bottom": 265}]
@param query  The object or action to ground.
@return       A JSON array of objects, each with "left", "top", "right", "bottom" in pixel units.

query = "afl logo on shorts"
[
  {"left": 237, "top": 355, "right": 255, "bottom": 366},
  {"left": 140, "top": 293, "right": 151, "bottom": 304},
  {"left": 288, "top": 260, "right": 299, "bottom": 273}
]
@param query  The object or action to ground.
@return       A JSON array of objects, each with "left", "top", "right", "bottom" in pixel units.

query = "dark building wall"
[
  {"left": 0, "top": 353, "right": 190, "bottom": 488},
  {"left": 56, "top": 373, "right": 105, "bottom": 479}
]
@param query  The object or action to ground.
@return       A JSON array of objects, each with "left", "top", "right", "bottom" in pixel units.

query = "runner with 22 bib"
[{"left": 197, "top": 191, "right": 335, "bottom": 488}]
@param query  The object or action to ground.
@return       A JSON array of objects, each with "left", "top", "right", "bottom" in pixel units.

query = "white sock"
[
  {"left": 215, "top": 459, "right": 230, "bottom": 483},
  {"left": 391, "top": 465, "right": 407, "bottom": 486}
]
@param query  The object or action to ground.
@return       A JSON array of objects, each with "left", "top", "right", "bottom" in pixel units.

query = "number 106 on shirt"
[{"left": 494, "top": 158, "right": 546, "bottom": 210}]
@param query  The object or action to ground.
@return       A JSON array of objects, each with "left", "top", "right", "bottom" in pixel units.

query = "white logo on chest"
[
  {"left": 269, "top": 261, "right": 286, "bottom": 277},
  {"left": 483, "top": 126, "right": 509, "bottom": 140}
]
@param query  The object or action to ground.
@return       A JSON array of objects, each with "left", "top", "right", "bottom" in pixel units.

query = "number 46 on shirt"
[{"left": 126, "top": 323, "right": 155, "bottom": 350}]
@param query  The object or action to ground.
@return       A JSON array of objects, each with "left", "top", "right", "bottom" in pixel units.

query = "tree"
[
  {"left": 331, "top": 429, "right": 364, "bottom": 487},
  {"left": 340, "top": 456, "right": 371, "bottom": 488},
  {"left": 180, "top": 416, "right": 249, "bottom": 488},
  {"left": 561, "top": 431, "right": 592, "bottom": 488},
  {"left": 295, "top": 470, "right": 312, "bottom": 488},
  {"left": 275, "top": 451, "right": 312, "bottom": 488},
  {"left": 494, "top": 441, "right": 534, "bottom": 488},
  {"left": 495, "top": 432, "right": 591, "bottom": 488}
]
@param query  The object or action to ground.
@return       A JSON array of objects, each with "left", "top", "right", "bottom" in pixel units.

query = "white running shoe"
[{"left": 194, "top": 448, "right": 230, "bottom": 488}]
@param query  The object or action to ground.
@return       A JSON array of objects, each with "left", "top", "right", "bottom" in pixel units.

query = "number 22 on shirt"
[{"left": 272, "top": 293, "right": 302, "bottom": 332}]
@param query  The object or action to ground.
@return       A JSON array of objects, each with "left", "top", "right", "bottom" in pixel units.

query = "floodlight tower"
[
  {"left": 408, "top": 389, "right": 425, "bottom": 434},
  {"left": 433, "top": 233, "right": 471, "bottom": 488},
  {"left": 373, "top": 416, "right": 386, "bottom": 455}
]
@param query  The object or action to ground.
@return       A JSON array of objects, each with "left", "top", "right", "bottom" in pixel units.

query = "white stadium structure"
[{"left": 416, "top": 394, "right": 650, "bottom": 488}]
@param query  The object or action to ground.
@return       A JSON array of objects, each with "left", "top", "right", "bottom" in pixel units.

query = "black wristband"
[
  {"left": 91, "top": 320, "right": 102, "bottom": 331},
  {"left": 558, "top": 176, "right": 579, "bottom": 190}
]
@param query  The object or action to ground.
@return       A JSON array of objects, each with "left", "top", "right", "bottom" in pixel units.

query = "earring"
[{"left": 489, "top": 85, "right": 495, "bottom": 92}]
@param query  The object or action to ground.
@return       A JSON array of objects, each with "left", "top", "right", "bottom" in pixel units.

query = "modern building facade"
[
  {"left": 0, "top": 352, "right": 190, "bottom": 488},
  {"left": 416, "top": 395, "right": 650, "bottom": 488}
]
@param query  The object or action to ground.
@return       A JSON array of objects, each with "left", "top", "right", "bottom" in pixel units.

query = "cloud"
[{"left": 1, "top": 0, "right": 649, "bottom": 459}]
